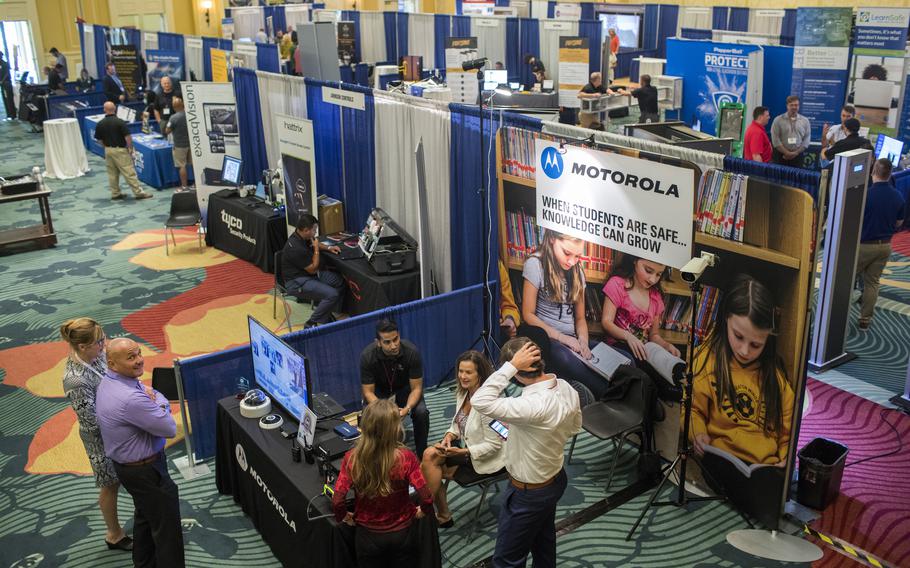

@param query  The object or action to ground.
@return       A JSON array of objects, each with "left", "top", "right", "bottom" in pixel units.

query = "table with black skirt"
[
  {"left": 215, "top": 397, "right": 442, "bottom": 568},
  {"left": 205, "top": 189, "right": 288, "bottom": 273},
  {"left": 321, "top": 252, "right": 421, "bottom": 315}
]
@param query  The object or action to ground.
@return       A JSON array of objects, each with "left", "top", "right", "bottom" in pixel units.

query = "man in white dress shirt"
[{"left": 472, "top": 337, "right": 582, "bottom": 568}]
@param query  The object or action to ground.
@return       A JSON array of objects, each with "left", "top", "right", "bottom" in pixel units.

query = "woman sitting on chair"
[{"left": 421, "top": 350, "right": 506, "bottom": 528}]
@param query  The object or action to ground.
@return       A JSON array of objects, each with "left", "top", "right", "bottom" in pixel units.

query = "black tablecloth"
[
  {"left": 322, "top": 254, "right": 421, "bottom": 316},
  {"left": 215, "top": 397, "right": 441, "bottom": 568},
  {"left": 206, "top": 190, "right": 288, "bottom": 273}
]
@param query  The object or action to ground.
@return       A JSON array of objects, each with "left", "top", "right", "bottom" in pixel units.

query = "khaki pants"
[
  {"left": 855, "top": 242, "right": 892, "bottom": 324},
  {"left": 104, "top": 146, "right": 144, "bottom": 197}
]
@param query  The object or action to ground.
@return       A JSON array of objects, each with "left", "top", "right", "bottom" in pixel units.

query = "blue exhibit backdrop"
[
  {"left": 848, "top": 8, "right": 910, "bottom": 138},
  {"left": 146, "top": 50, "right": 185, "bottom": 92},
  {"left": 665, "top": 39, "right": 762, "bottom": 136},
  {"left": 789, "top": 7, "right": 853, "bottom": 140}
]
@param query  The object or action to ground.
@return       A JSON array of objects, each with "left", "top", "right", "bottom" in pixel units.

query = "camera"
[{"left": 680, "top": 252, "right": 717, "bottom": 283}]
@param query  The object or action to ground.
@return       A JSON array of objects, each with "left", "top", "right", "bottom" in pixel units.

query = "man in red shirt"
[{"left": 743, "top": 106, "right": 772, "bottom": 163}]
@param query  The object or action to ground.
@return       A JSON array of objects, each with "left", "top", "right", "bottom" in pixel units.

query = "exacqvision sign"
[{"left": 535, "top": 140, "right": 694, "bottom": 268}]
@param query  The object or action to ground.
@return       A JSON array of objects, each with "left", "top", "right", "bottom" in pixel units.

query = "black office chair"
[
  {"left": 164, "top": 190, "right": 202, "bottom": 256},
  {"left": 566, "top": 378, "right": 646, "bottom": 492},
  {"left": 273, "top": 250, "right": 318, "bottom": 333},
  {"left": 443, "top": 469, "right": 510, "bottom": 541},
  {"left": 151, "top": 366, "right": 180, "bottom": 401}
]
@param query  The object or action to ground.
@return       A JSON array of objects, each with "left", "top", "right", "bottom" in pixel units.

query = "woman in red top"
[{"left": 333, "top": 398, "right": 434, "bottom": 567}]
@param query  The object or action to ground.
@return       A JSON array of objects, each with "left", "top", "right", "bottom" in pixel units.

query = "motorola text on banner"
[
  {"left": 183, "top": 81, "right": 241, "bottom": 224},
  {"left": 557, "top": 37, "right": 589, "bottom": 109},
  {"left": 274, "top": 113, "right": 318, "bottom": 236},
  {"left": 534, "top": 140, "right": 694, "bottom": 269}
]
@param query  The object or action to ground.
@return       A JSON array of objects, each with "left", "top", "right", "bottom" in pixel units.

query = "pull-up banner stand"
[{"left": 808, "top": 148, "right": 872, "bottom": 372}]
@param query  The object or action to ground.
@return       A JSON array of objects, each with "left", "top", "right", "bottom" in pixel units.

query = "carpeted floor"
[{"left": 0, "top": 116, "right": 908, "bottom": 568}]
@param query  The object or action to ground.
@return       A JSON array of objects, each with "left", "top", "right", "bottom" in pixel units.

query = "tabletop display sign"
[
  {"left": 847, "top": 8, "right": 910, "bottom": 137},
  {"left": 275, "top": 113, "right": 318, "bottom": 235},
  {"left": 445, "top": 37, "right": 479, "bottom": 105},
  {"left": 146, "top": 50, "right": 184, "bottom": 92},
  {"left": 183, "top": 82, "right": 241, "bottom": 224},
  {"left": 557, "top": 37, "right": 588, "bottom": 109},
  {"left": 111, "top": 45, "right": 139, "bottom": 98},
  {"left": 297, "top": 406, "right": 318, "bottom": 448},
  {"left": 789, "top": 7, "right": 853, "bottom": 140},
  {"left": 534, "top": 140, "right": 694, "bottom": 269},
  {"left": 337, "top": 21, "right": 356, "bottom": 62}
]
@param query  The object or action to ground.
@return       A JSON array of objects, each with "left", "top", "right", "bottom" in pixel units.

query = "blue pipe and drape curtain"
[
  {"left": 383, "top": 12, "right": 398, "bottom": 63},
  {"left": 94, "top": 25, "right": 109, "bottom": 70},
  {"left": 434, "top": 15, "right": 452, "bottom": 72},
  {"left": 232, "top": 68, "right": 269, "bottom": 185},
  {"left": 518, "top": 19, "right": 540, "bottom": 90},
  {"left": 202, "top": 37, "right": 220, "bottom": 81},
  {"left": 712, "top": 7, "right": 729, "bottom": 31},
  {"left": 256, "top": 43, "right": 280, "bottom": 73},
  {"left": 264, "top": 6, "right": 287, "bottom": 36},
  {"left": 780, "top": 9, "right": 797, "bottom": 46},
  {"left": 656, "top": 6, "right": 679, "bottom": 58},
  {"left": 157, "top": 32, "right": 184, "bottom": 53},
  {"left": 578, "top": 20, "right": 601, "bottom": 75},
  {"left": 304, "top": 79, "right": 344, "bottom": 204},
  {"left": 342, "top": 11, "right": 363, "bottom": 62},
  {"left": 452, "top": 15, "right": 471, "bottom": 38},
  {"left": 728, "top": 8, "right": 749, "bottom": 32},
  {"left": 397, "top": 13, "right": 409, "bottom": 61},
  {"left": 506, "top": 18, "right": 521, "bottom": 84},
  {"left": 338, "top": 82, "right": 377, "bottom": 231}
]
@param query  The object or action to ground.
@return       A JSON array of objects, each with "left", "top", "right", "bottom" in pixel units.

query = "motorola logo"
[
  {"left": 541, "top": 146, "right": 564, "bottom": 179},
  {"left": 235, "top": 443, "right": 248, "bottom": 472}
]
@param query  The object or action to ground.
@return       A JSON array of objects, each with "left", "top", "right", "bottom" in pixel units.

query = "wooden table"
[{"left": 0, "top": 190, "right": 57, "bottom": 251}]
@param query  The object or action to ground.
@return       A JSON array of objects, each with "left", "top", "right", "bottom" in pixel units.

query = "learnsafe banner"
[
  {"left": 665, "top": 39, "right": 762, "bottom": 137},
  {"left": 790, "top": 7, "right": 853, "bottom": 140},
  {"left": 445, "top": 37, "right": 479, "bottom": 105},
  {"left": 211, "top": 49, "right": 229, "bottom": 83},
  {"left": 275, "top": 113, "right": 318, "bottom": 235},
  {"left": 557, "top": 37, "right": 588, "bottom": 109},
  {"left": 535, "top": 141, "right": 694, "bottom": 269},
  {"left": 848, "top": 8, "right": 910, "bottom": 137},
  {"left": 183, "top": 81, "right": 241, "bottom": 225}
]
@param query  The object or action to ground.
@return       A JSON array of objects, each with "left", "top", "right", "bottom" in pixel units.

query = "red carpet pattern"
[{"left": 798, "top": 379, "right": 910, "bottom": 568}]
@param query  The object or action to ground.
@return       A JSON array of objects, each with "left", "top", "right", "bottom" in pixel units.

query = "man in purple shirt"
[{"left": 96, "top": 338, "right": 184, "bottom": 568}]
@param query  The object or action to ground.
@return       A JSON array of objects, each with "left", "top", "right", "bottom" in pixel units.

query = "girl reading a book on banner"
[
  {"left": 690, "top": 275, "right": 794, "bottom": 467},
  {"left": 519, "top": 230, "right": 607, "bottom": 398}
]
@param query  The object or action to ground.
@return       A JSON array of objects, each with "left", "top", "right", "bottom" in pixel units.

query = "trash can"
[{"left": 797, "top": 437, "right": 849, "bottom": 510}]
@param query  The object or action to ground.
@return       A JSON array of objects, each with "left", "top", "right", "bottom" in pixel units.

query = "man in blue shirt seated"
[
  {"left": 96, "top": 338, "right": 184, "bottom": 567},
  {"left": 856, "top": 158, "right": 906, "bottom": 330}
]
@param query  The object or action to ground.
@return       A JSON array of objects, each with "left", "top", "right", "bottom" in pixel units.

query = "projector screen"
[{"left": 600, "top": 13, "right": 642, "bottom": 50}]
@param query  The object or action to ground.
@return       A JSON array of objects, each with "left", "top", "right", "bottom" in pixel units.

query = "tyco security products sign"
[{"left": 535, "top": 141, "right": 694, "bottom": 269}]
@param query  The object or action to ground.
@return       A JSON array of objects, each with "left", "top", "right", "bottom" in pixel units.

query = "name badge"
[{"left": 787, "top": 136, "right": 797, "bottom": 145}]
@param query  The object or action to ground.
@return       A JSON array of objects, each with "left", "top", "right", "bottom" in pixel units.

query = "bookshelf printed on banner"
[{"left": 696, "top": 169, "right": 749, "bottom": 242}]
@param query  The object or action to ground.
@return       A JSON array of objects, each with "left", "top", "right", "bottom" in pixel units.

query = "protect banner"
[
  {"left": 146, "top": 50, "right": 184, "bottom": 92},
  {"left": 445, "top": 37, "right": 479, "bottom": 105},
  {"left": 557, "top": 37, "right": 588, "bottom": 109},
  {"left": 534, "top": 140, "right": 694, "bottom": 269},
  {"left": 665, "top": 39, "right": 762, "bottom": 136},
  {"left": 274, "top": 113, "right": 318, "bottom": 235},
  {"left": 848, "top": 8, "right": 910, "bottom": 137},
  {"left": 183, "top": 82, "right": 241, "bottom": 225},
  {"left": 790, "top": 8, "right": 853, "bottom": 140}
]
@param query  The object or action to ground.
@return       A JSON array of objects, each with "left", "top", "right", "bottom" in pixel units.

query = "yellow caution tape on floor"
[{"left": 803, "top": 525, "right": 891, "bottom": 568}]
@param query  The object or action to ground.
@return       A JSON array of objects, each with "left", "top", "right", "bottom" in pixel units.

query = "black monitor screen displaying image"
[
  {"left": 204, "top": 102, "right": 238, "bottom": 136},
  {"left": 221, "top": 155, "right": 243, "bottom": 186},
  {"left": 247, "top": 316, "right": 311, "bottom": 421},
  {"left": 599, "top": 13, "right": 642, "bottom": 49},
  {"left": 874, "top": 134, "right": 904, "bottom": 168}
]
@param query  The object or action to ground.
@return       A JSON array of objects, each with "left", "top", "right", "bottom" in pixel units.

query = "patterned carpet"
[{"left": 0, "top": 117, "right": 907, "bottom": 567}]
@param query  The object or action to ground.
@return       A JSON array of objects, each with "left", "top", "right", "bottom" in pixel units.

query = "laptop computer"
[
  {"left": 853, "top": 79, "right": 892, "bottom": 109},
  {"left": 322, "top": 239, "right": 364, "bottom": 260}
]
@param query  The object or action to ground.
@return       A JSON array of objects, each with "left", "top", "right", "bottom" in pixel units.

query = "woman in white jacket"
[{"left": 421, "top": 350, "right": 507, "bottom": 527}]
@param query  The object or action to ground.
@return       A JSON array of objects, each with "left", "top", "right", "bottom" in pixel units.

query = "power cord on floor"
[{"left": 845, "top": 408, "right": 903, "bottom": 468}]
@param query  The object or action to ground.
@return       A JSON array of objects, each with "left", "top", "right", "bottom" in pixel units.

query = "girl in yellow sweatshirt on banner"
[{"left": 690, "top": 274, "right": 794, "bottom": 466}]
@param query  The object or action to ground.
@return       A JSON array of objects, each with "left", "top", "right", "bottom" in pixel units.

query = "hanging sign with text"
[{"left": 535, "top": 140, "right": 694, "bottom": 268}]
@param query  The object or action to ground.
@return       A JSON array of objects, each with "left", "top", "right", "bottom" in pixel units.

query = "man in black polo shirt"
[
  {"left": 624, "top": 74, "right": 660, "bottom": 124},
  {"left": 94, "top": 102, "right": 153, "bottom": 201},
  {"left": 856, "top": 158, "right": 905, "bottom": 330},
  {"left": 281, "top": 213, "right": 344, "bottom": 327},
  {"left": 153, "top": 77, "right": 181, "bottom": 124},
  {"left": 360, "top": 319, "right": 429, "bottom": 458},
  {"left": 821, "top": 118, "right": 872, "bottom": 163},
  {"left": 577, "top": 71, "right": 615, "bottom": 129}
]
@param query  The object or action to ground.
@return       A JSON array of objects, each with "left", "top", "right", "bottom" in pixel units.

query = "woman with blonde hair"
[
  {"left": 332, "top": 398, "right": 433, "bottom": 567},
  {"left": 60, "top": 318, "right": 131, "bottom": 551}
]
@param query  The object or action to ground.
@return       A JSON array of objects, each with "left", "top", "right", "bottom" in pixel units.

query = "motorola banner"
[
  {"left": 183, "top": 81, "right": 241, "bottom": 225},
  {"left": 275, "top": 113, "right": 318, "bottom": 236},
  {"left": 535, "top": 140, "right": 694, "bottom": 269}
]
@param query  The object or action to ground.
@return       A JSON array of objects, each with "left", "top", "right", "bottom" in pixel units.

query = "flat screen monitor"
[
  {"left": 203, "top": 103, "right": 239, "bottom": 136},
  {"left": 222, "top": 155, "right": 243, "bottom": 186},
  {"left": 247, "top": 316, "right": 311, "bottom": 421},
  {"left": 483, "top": 69, "right": 508, "bottom": 91},
  {"left": 509, "top": 82, "right": 520, "bottom": 90},
  {"left": 718, "top": 106, "right": 744, "bottom": 141},
  {"left": 874, "top": 134, "right": 904, "bottom": 167},
  {"left": 599, "top": 13, "right": 642, "bottom": 49}
]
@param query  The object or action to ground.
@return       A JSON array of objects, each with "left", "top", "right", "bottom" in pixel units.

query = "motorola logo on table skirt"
[
  {"left": 235, "top": 443, "right": 248, "bottom": 472},
  {"left": 541, "top": 146, "right": 564, "bottom": 179}
]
